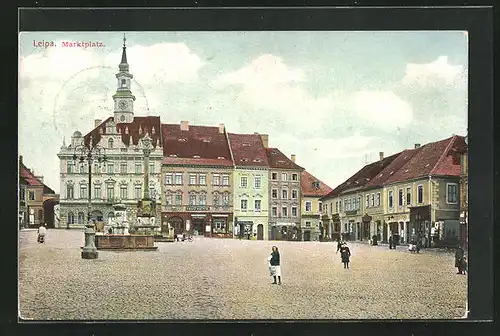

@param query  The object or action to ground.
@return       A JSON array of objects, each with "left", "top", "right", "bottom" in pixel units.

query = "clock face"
[
  {"left": 120, "top": 115, "right": 125, "bottom": 122},
  {"left": 118, "top": 101, "right": 128, "bottom": 110}
]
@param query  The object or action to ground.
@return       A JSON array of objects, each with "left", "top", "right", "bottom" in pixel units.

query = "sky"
[{"left": 19, "top": 31, "right": 468, "bottom": 194}]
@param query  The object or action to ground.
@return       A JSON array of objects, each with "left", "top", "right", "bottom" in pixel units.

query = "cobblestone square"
[{"left": 19, "top": 229, "right": 467, "bottom": 320}]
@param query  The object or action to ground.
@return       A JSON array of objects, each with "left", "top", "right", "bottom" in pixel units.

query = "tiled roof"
[
  {"left": 363, "top": 148, "right": 422, "bottom": 190},
  {"left": 321, "top": 153, "right": 400, "bottom": 200},
  {"left": 19, "top": 163, "right": 43, "bottom": 186},
  {"left": 19, "top": 162, "right": 55, "bottom": 193},
  {"left": 383, "top": 135, "right": 465, "bottom": 185},
  {"left": 301, "top": 171, "right": 333, "bottom": 197},
  {"left": 84, "top": 116, "right": 162, "bottom": 149},
  {"left": 161, "top": 123, "right": 232, "bottom": 165},
  {"left": 228, "top": 133, "right": 269, "bottom": 167},
  {"left": 266, "top": 148, "right": 304, "bottom": 170},
  {"left": 162, "top": 157, "right": 233, "bottom": 167}
]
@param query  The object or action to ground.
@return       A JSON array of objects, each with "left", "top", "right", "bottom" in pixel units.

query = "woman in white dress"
[{"left": 269, "top": 246, "right": 281, "bottom": 285}]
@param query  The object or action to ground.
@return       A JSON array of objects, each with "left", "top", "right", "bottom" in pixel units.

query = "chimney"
[
  {"left": 414, "top": 143, "right": 421, "bottom": 149},
  {"left": 379, "top": 152, "right": 384, "bottom": 161},
  {"left": 180, "top": 121, "right": 189, "bottom": 131},
  {"left": 260, "top": 134, "right": 269, "bottom": 148},
  {"left": 218, "top": 123, "right": 225, "bottom": 134},
  {"left": 94, "top": 119, "right": 102, "bottom": 128},
  {"left": 291, "top": 154, "right": 296, "bottom": 162},
  {"left": 36, "top": 176, "right": 44, "bottom": 183}
]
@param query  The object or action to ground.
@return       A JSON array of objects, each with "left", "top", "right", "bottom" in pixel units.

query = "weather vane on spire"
[{"left": 123, "top": 33, "right": 126, "bottom": 47}]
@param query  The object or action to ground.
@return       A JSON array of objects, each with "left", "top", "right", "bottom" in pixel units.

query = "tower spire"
[{"left": 119, "top": 33, "right": 129, "bottom": 70}]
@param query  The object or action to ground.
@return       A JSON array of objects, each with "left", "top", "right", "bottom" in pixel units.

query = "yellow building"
[{"left": 300, "top": 171, "right": 332, "bottom": 241}]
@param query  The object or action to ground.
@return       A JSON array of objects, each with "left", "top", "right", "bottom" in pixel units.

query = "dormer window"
[
  {"left": 202, "top": 139, "right": 211, "bottom": 143},
  {"left": 242, "top": 143, "right": 251, "bottom": 146},
  {"left": 217, "top": 156, "right": 225, "bottom": 160},
  {"left": 99, "top": 128, "right": 103, "bottom": 134},
  {"left": 241, "top": 158, "right": 249, "bottom": 162},
  {"left": 277, "top": 160, "right": 286, "bottom": 164},
  {"left": 121, "top": 79, "right": 126, "bottom": 88},
  {"left": 193, "top": 155, "right": 200, "bottom": 158},
  {"left": 379, "top": 174, "right": 383, "bottom": 177},
  {"left": 405, "top": 169, "right": 409, "bottom": 172},
  {"left": 178, "top": 138, "right": 187, "bottom": 142},
  {"left": 169, "top": 154, "right": 177, "bottom": 158},
  {"left": 390, "top": 171, "right": 394, "bottom": 175},
  {"left": 253, "top": 159, "right": 262, "bottom": 163},
  {"left": 425, "top": 163, "right": 430, "bottom": 167}
]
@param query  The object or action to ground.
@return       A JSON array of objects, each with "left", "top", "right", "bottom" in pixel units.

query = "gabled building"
[
  {"left": 361, "top": 148, "right": 421, "bottom": 243},
  {"left": 320, "top": 153, "right": 399, "bottom": 241},
  {"left": 161, "top": 122, "right": 234, "bottom": 237},
  {"left": 20, "top": 156, "right": 58, "bottom": 228},
  {"left": 57, "top": 37, "right": 163, "bottom": 229},
  {"left": 228, "top": 133, "right": 270, "bottom": 240},
  {"left": 300, "top": 171, "right": 332, "bottom": 241},
  {"left": 266, "top": 149, "right": 304, "bottom": 240},
  {"left": 381, "top": 135, "right": 466, "bottom": 247}
]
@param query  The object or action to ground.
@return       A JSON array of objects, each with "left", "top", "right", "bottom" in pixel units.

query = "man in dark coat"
[
  {"left": 455, "top": 245, "right": 465, "bottom": 274},
  {"left": 340, "top": 244, "right": 351, "bottom": 269},
  {"left": 388, "top": 235, "right": 394, "bottom": 249}
]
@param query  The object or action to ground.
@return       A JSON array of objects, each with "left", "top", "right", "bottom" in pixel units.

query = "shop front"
[
  {"left": 331, "top": 214, "right": 341, "bottom": 241},
  {"left": 409, "top": 205, "right": 431, "bottom": 247},
  {"left": 162, "top": 211, "right": 232, "bottom": 238},
  {"left": 361, "top": 213, "right": 372, "bottom": 242}
]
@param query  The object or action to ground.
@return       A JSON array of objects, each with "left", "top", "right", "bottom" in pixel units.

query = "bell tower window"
[
  {"left": 121, "top": 79, "right": 127, "bottom": 88},
  {"left": 108, "top": 138, "right": 114, "bottom": 148}
]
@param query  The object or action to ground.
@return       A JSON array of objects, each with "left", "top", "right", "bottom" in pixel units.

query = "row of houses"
[
  {"left": 57, "top": 117, "right": 333, "bottom": 241},
  {"left": 319, "top": 135, "right": 468, "bottom": 247},
  {"left": 18, "top": 156, "right": 59, "bottom": 228}
]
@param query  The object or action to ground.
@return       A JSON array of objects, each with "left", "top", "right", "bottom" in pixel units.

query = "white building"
[{"left": 56, "top": 37, "right": 163, "bottom": 228}]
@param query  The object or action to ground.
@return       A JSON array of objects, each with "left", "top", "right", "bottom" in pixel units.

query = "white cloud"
[
  {"left": 402, "top": 56, "right": 466, "bottom": 89},
  {"left": 214, "top": 54, "right": 334, "bottom": 131},
  {"left": 216, "top": 54, "right": 303, "bottom": 87},
  {"left": 350, "top": 90, "right": 414, "bottom": 132}
]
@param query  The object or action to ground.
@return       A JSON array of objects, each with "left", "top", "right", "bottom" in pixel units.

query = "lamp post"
[{"left": 73, "top": 137, "right": 107, "bottom": 259}]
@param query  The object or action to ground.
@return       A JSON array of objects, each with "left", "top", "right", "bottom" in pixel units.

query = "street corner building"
[
  {"left": 320, "top": 136, "right": 467, "bottom": 248},
  {"left": 19, "top": 156, "right": 59, "bottom": 228},
  {"left": 300, "top": 171, "right": 333, "bottom": 241}
]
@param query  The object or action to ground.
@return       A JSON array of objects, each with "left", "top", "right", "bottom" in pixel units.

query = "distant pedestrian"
[
  {"left": 461, "top": 257, "right": 468, "bottom": 275},
  {"left": 388, "top": 235, "right": 394, "bottom": 249},
  {"left": 336, "top": 239, "right": 343, "bottom": 253},
  {"left": 455, "top": 245, "right": 465, "bottom": 274},
  {"left": 37, "top": 223, "right": 47, "bottom": 243},
  {"left": 269, "top": 246, "right": 281, "bottom": 285},
  {"left": 340, "top": 243, "right": 351, "bottom": 269}
]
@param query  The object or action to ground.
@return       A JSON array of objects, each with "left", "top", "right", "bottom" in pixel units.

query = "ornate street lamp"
[{"left": 72, "top": 137, "right": 107, "bottom": 259}]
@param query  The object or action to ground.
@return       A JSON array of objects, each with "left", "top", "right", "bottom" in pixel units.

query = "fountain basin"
[{"left": 95, "top": 234, "right": 158, "bottom": 251}]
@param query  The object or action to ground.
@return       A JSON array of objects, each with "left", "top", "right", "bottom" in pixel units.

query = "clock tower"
[{"left": 113, "top": 34, "right": 135, "bottom": 124}]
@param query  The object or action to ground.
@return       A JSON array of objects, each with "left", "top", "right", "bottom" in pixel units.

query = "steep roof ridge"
[
  {"left": 429, "top": 135, "right": 456, "bottom": 175},
  {"left": 225, "top": 129, "right": 236, "bottom": 167},
  {"left": 362, "top": 148, "right": 420, "bottom": 189}
]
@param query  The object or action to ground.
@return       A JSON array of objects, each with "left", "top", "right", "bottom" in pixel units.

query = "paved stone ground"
[{"left": 19, "top": 229, "right": 467, "bottom": 320}]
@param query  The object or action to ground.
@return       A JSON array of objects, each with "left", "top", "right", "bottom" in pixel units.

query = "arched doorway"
[
  {"left": 271, "top": 226, "right": 278, "bottom": 240},
  {"left": 168, "top": 216, "right": 184, "bottom": 235},
  {"left": 43, "top": 199, "right": 58, "bottom": 228},
  {"left": 303, "top": 230, "right": 311, "bottom": 241},
  {"left": 257, "top": 224, "right": 264, "bottom": 240}
]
